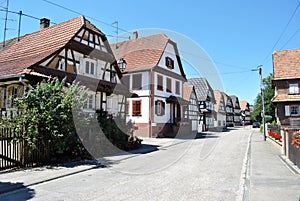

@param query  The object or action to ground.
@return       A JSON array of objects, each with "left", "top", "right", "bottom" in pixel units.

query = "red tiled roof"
[
  {"left": 213, "top": 90, "right": 224, "bottom": 110},
  {"left": 110, "top": 34, "right": 169, "bottom": 71},
  {"left": 273, "top": 49, "right": 300, "bottom": 80},
  {"left": 183, "top": 85, "right": 194, "bottom": 101},
  {"left": 0, "top": 16, "right": 99, "bottom": 77},
  {"left": 239, "top": 100, "right": 249, "bottom": 111}
]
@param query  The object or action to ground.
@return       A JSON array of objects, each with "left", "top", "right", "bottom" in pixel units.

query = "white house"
[{"left": 111, "top": 33, "right": 189, "bottom": 138}]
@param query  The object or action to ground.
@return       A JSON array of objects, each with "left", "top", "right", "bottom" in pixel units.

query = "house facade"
[
  {"left": 183, "top": 84, "right": 199, "bottom": 135},
  {"left": 272, "top": 49, "right": 300, "bottom": 127},
  {"left": 0, "top": 16, "right": 127, "bottom": 119},
  {"left": 111, "top": 33, "right": 188, "bottom": 138},
  {"left": 230, "top": 95, "right": 241, "bottom": 126},
  {"left": 223, "top": 93, "right": 234, "bottom": 127},
  {"left": 239, "top": 100, "right": 251, "bottom": 125},
  {"left": 187, "top": 78, "right": 216, "bottom": 132},
  {"left": 212, "top": 90, "right": 227, "bottom": 131}
]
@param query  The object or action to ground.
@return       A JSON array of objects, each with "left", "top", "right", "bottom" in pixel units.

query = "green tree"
[
  {"left": 14, "top": 78, "right": 89, "bottom": 159},
  {"left": 251, "top": 73, "right": 275, "bottom": 123}
]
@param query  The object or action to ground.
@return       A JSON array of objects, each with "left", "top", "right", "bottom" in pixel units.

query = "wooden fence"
[{"left": 0, "top": 116, "right": 50, "bottom": 171}]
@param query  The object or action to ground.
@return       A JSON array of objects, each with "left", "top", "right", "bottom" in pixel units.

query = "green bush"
[{"left": 14, "top": 78, "right": 90, "bottom": 160}]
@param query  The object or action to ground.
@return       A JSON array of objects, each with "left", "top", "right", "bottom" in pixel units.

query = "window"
[
  {"left": 157, "top": 75, "right": 163, "bottom": 91},
  {"left": 175, "top": 81, "right": 180, "bottom": 95},
  {"left": 84, "top": 60, "right": 96, "bottom": 75},
  {"left": 165, "top": 57, "right": 174, "bottom": 69},
  {"left": 290, "top": 105, "right": 300, "bottom": 116},
  {"left": 85, "top": 94, "right": 94, "bottom": 109},
  {"left": 289, "top": 83, "right": 299, "bottom": 94},
  {"left": 155, "top": 100, "right": 165, "bottom": 116},
  {"left": 166, "top": 78, "right": 172, "bottom": 93},
  {"left": 132, "top": 100, "right": 141, "bottom": 116},
  {"left": 132, "top": 74, "right": 142, "bottom": 90},
  {"left": 285, "top": 105, "right": 300, "bottom": 116}
]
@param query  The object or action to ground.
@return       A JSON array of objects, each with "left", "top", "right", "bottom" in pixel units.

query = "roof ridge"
[{"left": 0, "top": 15, "right": 84, "bottom": 47}]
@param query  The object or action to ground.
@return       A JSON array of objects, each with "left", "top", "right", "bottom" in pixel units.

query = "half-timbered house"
[
  {"left": 212, "top": 90, "right": 227, "bottom": 131},
  {"left": 230, "top": 95, "right": 241, "bottom": 126},
  {"left": 0, "top": 16, "right": 127, "bottom": 119},
  {"left": 187, "top": 78, "right": 216, "bottom": 132},
  {"left": 183, "top": 84, "right": 199, "bottom": 135},
  {"left": 223, "top": 92, "right": 234, "bottom": 127},
  {"left": 239, "top": 100, "right": 251, "bottom": 125}
]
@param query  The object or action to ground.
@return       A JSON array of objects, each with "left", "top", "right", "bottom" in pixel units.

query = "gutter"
[{"left": 0, "top": 74, "right": 25, "bottom": 81}]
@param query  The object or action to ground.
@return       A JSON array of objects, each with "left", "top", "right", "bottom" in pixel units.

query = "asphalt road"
[{"left": 0, "top": 128, "right": 254, "bottom": 201}]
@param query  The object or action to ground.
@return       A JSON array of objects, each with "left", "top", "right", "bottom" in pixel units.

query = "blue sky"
[{"left": 1, "top": 0, "right": 300, "bottom": 105}]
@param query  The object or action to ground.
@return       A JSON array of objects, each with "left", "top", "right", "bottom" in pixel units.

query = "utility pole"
[{"left": 252, "top": 65, "right": 266, "bottom": 141}]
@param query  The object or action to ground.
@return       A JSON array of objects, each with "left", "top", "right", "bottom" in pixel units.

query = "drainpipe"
[{"left": 149, "top": 68, "right": 154, "bottom": 138}]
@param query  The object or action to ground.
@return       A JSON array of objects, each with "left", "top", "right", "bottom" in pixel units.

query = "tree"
[{"left": 251, "top": 73, "right": 275, "bottom": 123}]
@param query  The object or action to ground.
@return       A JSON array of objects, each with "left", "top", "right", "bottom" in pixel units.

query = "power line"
[
  {"left": 262, "top": 0, "right": 300, "bottom": 63},
  {"left": 41, "top": 0, "right": 132, "bottom": 35},
  {"left": 279, "top": 27, "right": 300, "bottom": 50}
]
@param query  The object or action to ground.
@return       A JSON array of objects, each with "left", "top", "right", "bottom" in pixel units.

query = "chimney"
[
  {"left": 133, "top": 31, "right": 138, "bottom": 39},
  {"left": 40, "top": 18, "right": 50, "bottom": 29}
]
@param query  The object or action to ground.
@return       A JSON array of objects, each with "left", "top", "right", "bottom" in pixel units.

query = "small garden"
[{"left": 9, "top": 78, "right": 141, "bottom": 166}]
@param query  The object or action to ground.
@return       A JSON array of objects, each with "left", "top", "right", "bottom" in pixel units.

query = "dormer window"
[
  {"left": 165, "top": 57, "right": 174, "bottom": 69},
  {"left": 289, "top": 83, "right": 299, "bottom": 94}
]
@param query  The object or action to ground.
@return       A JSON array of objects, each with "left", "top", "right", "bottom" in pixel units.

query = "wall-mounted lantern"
[{"left": 117, "top": 58, "right": 127, "bottom": 72}]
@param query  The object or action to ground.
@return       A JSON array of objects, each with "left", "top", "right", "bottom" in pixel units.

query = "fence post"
[
  {"left": 286, "top": 128, "right": 290, "bottom": 160},
  {"left": 281, "top": 128, "right": 286, "bottom": 155}
]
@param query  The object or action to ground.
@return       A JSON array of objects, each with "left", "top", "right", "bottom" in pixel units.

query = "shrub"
[{"left": 14, "top": 78, "right": 90, "bottom": 160}]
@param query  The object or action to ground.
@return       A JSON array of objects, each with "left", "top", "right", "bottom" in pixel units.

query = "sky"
[{"left": 1, "top": 0, "right": 300, "bottom": 105}]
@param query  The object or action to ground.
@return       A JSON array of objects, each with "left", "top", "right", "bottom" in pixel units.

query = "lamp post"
[{"left": 252, "top": 65, "right": 266, "bottom": 141}]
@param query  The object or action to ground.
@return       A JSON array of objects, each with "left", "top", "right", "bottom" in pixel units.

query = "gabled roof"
[
  {"left": 213, "top": 90, "right": 225, "bottom": 111},
  {"left": 187, "top": 78, "right": 215, "bottom": 102},
  {"left": 183, "top": 84, "right": 195, "bottom": 101},
  {"left": 110, "top": 33, "right": 186, "bottom": 79},
  {"left": 230, "top": 95, "right": 240, "bottom": 109},
  {"left": 239, "top": 100, "right": 249, "bottom": 111},
  {"left": 273, "top": 49, "right": 300, "bottom": 80},
  {"left": 0, "top": 16, "right": 108, "bottom": 77}
]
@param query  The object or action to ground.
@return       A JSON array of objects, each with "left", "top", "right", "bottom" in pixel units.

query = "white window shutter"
[
  {"left": 285, "top": 105, "right": 290, "bottom": 116},
  {"left": 79, "top": 57, "right": 84, "bottom": 74},
  {"left": 97, "top": 60, "right": 104, "bottom": 79}
]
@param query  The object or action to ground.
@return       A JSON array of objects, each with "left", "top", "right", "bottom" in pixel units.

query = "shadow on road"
[
  {"left": 195, "top": 133, "right": 220, "bottom": 139},
  {"left": 0, "top": 181, "right": 35, "bottom": 200}
]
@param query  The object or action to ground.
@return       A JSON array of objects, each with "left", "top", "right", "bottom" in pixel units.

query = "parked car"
[{"left": 252, "top": 121, "right": 260, "bottom": 128}]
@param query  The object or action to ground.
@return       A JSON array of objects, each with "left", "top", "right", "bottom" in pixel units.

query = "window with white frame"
[
  {"left": 285, "top": 105, "right": 300, "bottom": 116},
  {"left": 85, "top": 94, "right": 95, "bottom": 110},
  {"left": 289, "top": 83, "right": 299, "bottom": 94},
  {"left": 155, "top": 100, "right": 165, "bottom": 116},
  {"left": 84, "top": 59, "right": 96, "bottom": 76}
]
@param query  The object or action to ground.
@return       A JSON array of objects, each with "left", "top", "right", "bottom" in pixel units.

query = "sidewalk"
[
  {"left": 247, "top": 130, "right": 300, "bottom": 201},
  {"left": 0, "top": 136, "right": 185, "bottom": 195}
]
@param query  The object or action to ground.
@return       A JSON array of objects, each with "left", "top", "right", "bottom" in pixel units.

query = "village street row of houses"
[{"left": 0, "top": 16, "right": 252, "bottom": 138}]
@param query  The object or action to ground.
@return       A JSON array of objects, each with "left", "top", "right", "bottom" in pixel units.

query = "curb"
[{"left": 0, "top": 141, "right": 174, "bottom": 195}]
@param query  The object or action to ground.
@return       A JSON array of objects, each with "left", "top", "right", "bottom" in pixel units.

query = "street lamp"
[
  {"left": 252, "top": 65, "right": 266, "bottom": 141},
  {"left": 117, "top": 58, "right": 127, "bottom": 72}
]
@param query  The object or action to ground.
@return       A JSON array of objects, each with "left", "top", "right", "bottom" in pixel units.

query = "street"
[{"left": 0, "top": 128, "right": 299, "bottom": 201}]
